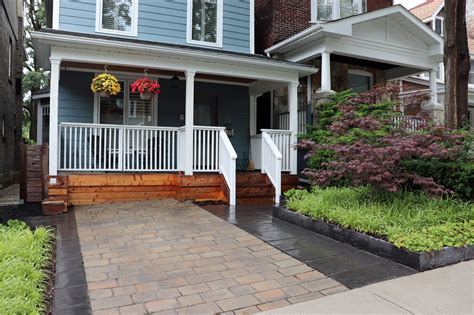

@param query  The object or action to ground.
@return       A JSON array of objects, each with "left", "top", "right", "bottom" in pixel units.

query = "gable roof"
[{"left": 411, "top": 0, "right": 444, "bottom": 21}]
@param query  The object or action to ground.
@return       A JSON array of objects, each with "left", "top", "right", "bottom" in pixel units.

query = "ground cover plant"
[
  {"left": 0, "top": 220, "right": 55, "bottom": 314},
  {"left": 285, "top": 187, "right": 474, "bottom": 252}
]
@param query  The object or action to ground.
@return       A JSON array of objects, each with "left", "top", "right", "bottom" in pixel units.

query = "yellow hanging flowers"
[{"left": 91, "top": 73, "right": 121, "bottom": 96}]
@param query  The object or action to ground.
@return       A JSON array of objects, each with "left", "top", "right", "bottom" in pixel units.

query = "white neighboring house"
[{"left": 399, "top": 0, "right": 474, "bottom": 128}]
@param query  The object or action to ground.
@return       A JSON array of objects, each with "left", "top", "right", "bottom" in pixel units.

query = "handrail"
[
  {"left": 261, "top": 132, "right": 282, "bottom": 205},
  {"left": 261, "top": 129, "right": 292, "bottom": 135},
  {"left": 219, "top": 130, "right": 237, "bottom": 206}
]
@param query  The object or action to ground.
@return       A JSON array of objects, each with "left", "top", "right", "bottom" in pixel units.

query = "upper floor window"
[
  {"left": 433, "top": 16, "right": 444, "bottom": 36},
  {"left": 187, "top": 0, "right": 223, "bottom": 47},
  {"left": 96, "top": 0, "right": 138, "bottom": 36},
  {"left": 311, "top": 0, "right": 366, "bottom": 22}
]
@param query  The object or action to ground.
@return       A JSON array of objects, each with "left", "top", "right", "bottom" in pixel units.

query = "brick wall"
[
  {"left": 255, "top": 0, "right": 393, "bottom": 53},
  {"left": 0, "top": 4, "right": 23, "bottom": 188}
]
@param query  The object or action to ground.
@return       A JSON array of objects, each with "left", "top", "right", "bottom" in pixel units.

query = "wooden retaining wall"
[{"left": 48, "top": 173, "right": 228, "bottom": 206}]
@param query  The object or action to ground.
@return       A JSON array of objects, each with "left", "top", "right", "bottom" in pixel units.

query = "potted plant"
[
  {"left": 91, "top": 73, "right": 121, "bottom": 97},
  {"left": 131, "top": 77, "right": 161, "bottom": 100}
]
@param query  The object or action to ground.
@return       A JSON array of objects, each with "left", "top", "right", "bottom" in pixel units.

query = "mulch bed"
[
  {"left": 44, "top": 228, "right": 57, "bottom": 315},
  {"left": 0, "top": 203, "right": 43, "bottom": 224}
]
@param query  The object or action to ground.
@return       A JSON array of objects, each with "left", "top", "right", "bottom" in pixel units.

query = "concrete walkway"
[
  {"left": 75, "top": 200, "right": 348, "bottom": 314},
  {"left": 259, "top": 261, "right": 473, "bottom": 315},
  {"left": 0, "top": 184, "right": 23, "bottom": 206}
]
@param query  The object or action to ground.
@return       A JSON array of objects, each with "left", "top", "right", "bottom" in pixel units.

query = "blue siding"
[
  {"left": 59, "top": 0, "right": 250, "bottom": 53},
  {"left": 158, "top": 79, "right": 250, "bottom": 158},
  {"left": 58, "top": 71, "right": 95, "bottom": 123}
]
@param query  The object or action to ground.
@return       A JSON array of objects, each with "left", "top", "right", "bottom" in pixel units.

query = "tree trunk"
[{"left": 444, "top": 0, "right": 470, "bottom": 129}]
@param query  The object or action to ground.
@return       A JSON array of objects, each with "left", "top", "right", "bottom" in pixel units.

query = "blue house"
[{"left": 33, "top": 0, "right": 316, "bottom": 207}]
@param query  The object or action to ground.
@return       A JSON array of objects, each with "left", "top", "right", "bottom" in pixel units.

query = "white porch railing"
[
  {"left": 262, "top": 129, "right": 292, "bottom": 172},
  {"left": 261, "top": 131, "right": 282, "bottom": 205},
  {"left": 278, "top": 110, "right": 307, "bottom": 134},
  {"left": 219, "top": 130, "right": 237, "bottom": 205},
  {"left": 59, "top": 123, "right": 123, "bottom": 171},
  {"left": 392, "top": 115, "right": 426, "bottom": 132},
  {"left": 124, "top": 126, "right": 179, "bottom": 171},
  {"left": 193, "top": 126, "right": 222, "bottom": 172},
  {"left": 58, "top": 123, "right": 238, "bottom": 205}
]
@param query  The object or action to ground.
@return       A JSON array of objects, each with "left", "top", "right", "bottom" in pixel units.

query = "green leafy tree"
[{"left": 23, "top": 0, "right": 48, "bottom": 140}]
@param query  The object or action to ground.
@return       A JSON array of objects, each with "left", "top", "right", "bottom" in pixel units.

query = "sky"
[{"left": 393, "top": 0, "right": 426, "bottom": 9}]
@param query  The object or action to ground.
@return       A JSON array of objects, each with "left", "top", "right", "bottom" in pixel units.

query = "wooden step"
[
  {"left": 236, "top": 173, "right": 269, "bottom": 186},
  {"left": 237, "top": 186, "right": 274, "bottom": 198}
]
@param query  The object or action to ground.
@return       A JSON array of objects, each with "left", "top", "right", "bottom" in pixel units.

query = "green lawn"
[
  {"left": 0, "top": 220, "right": 54, "bottom": 314},
  {"left": 285, "top": 187, "right": 474, "bottom": 252}
]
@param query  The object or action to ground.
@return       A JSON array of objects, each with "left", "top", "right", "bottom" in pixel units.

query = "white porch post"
[
  {"left": 288, "top": 81, "right": 298, "bottom": 175},
  {"left": 321, "top": 51, "right": 332, "bottom": 93},
  {"left": 249, "top": 95, "right": 257, "bottom": 135},
  {"left": 49, "top": 58, "right": 61, "bottom": 180},
  {"left": 428, "top": 68, "right": 439, "bottom": 105},
  {"left": 184, "top": 70, "right": 196, "bottom": 175}
]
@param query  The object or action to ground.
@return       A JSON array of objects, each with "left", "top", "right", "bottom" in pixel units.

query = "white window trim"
[
  {"left": 93, "top": 73, "right": 158, "bottom": 126},
  {"left": 311, "top": 0, "right": 367, "bottom": 23},
  {"left": 186, "top": 0, "right": 224, "bottom": 48},
  {"left": 95, "top": 0, "right": 139, "bottom": 37},
  {"left": 348, "top": 69, "right": 374, "bottom": 90}
]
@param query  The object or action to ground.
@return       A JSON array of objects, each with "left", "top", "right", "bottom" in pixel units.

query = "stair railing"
[{"left": 261, "top": 131, "right": 282, "bottom": 205}]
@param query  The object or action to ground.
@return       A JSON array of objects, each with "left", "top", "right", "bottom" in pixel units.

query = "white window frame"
[
  {"left": 347, "top": 69, "right": 374, "bottom": 91},
  {"left": 95, "top": 0, "right": 139, "bottom": 37},
  {"left": 93, "top": 74, "right": 158, "bottom": 126},
  {"left": 186, "top": 0, "right": 224, "bottom": 48},
  {"left": 311, "top": 0, "right": 367, "bottom": 23},
  {"left": 432, "top": 16, "right": 444, "bottom": 36}
]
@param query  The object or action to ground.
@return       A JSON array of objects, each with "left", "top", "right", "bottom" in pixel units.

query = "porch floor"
[{"left": 75, "top": 200, "right": 347, "bottom": 314}]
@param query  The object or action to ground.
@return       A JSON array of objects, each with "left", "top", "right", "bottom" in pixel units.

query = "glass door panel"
[
  {"left": 127, "top": 86, "right": 153, "bottom": 126},
  {"left": 99, "top": 81, "right": 125, "bottom": 125}
]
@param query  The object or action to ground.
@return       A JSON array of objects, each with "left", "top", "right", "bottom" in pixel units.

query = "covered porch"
[{"left": 32, "top": 29, "right": 317, "bottom": 206}]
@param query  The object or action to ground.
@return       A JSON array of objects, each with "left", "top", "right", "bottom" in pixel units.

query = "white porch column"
[
  {"left": 288, "top": 81, "right": 299, "bottom": 175},
  {"left": 249, "top": 94, "right": 257, "bottom": 135},
  {"left": 429, "top": 68, "right": 439, "bottom": 105},
  {"left": 184, "top": 70, "right": 196, "bottom": 175},
  {"left": 320, "top": 51, "right": 332, "bottom": 93},
  {"left": 49, "top": 58, "right": 61, "bottom": 180}
]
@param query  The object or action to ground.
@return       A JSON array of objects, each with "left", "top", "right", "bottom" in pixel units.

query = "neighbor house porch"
[{"left": 32, "top": 29, "right": 317, "bottom": 207}]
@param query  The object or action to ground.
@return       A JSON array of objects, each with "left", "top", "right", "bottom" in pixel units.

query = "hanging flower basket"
[
  {"left": 91, "top": 73, "right": 121, "bottom": 97},
  {"left": 131, "top": 77, "right": 161, "bottom": 100}
]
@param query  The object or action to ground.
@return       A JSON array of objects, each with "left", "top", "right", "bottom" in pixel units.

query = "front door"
[{"left": 194, "top": 94, "right": 218, "bottom": 126}]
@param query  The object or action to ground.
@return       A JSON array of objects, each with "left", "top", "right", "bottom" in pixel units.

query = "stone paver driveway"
[{"left": 75, "top": 200, "right": 348, "bottom": 314}]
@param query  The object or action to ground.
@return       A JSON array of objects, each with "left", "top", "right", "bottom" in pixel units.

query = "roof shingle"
[{"left": 410, "top": 0, "right": 443, "bottom": 20}]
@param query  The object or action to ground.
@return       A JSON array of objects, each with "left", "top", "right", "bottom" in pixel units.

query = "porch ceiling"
[
  {"left": 60, "top": 61, "right": 256, "bottom": 85},
  {"left": 32, "top": 29, "right": 317, "bottom": 84},
  {"left": 265, "top": 5, "right": 443, "bottom": 71}
]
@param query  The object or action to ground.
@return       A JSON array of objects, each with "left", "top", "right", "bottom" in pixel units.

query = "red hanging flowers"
[{"left": 130, "top": 77, "right": 161, "bottom": 95}]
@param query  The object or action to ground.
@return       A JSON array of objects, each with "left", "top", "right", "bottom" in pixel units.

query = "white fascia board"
[
  {"left": 32, "top": 32, "right": 317, "bottom": 80},
  {"left": 264, "top": 24, "right": 323, "bottom": 55},
  {"left": 285, "top": 40, "right": 326, "bottom": 63},
  {"left": 328, "top": 37, "right": 438, "bottom": 69},
  {"left": 49, "top": 46, "right": 304, "bottom": 84}
]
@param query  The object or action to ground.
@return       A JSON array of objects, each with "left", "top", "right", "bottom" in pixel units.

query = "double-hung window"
[
  {"left": 187, "top": 0, "right": 223, "bottom": 47},
  {"left": 311, "top": 0, "right": 366, "bottom": 22},
  {"left": 96, "top": 0, "right": 138, "bottom": 36}
]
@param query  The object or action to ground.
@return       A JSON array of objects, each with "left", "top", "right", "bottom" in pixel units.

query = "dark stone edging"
[
  {"left": 273, "top": 206, "right": 474, "bottom": 271},
  {"left": 25, "top": 210, "right": 91, "bottom": 314}
]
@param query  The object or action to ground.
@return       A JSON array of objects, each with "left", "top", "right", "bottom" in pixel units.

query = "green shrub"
[
  {"left": 285, "top": 187, "right": 474, "bottom": 252},
  {"left": 402, "top": 160, "right": 474, "bottom": 201},
  {"left": 0, "top": 220, "right": 54, "bottom": 314}
]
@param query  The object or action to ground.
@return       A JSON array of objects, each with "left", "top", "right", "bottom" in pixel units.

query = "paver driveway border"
[{"left": 75, "top": 200, "right": 349, "bottom": 314}]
